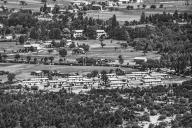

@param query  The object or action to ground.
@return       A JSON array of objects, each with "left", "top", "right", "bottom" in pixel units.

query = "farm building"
[
  {"left": 96, "top": 30, "right": 107, "bottom": 39},
  {"left": 134, "top": 57, "right": 147, "bottom": 64},
  {"left": 24, "top": 44, "right": 43, "bottom": 51},
  {"left": 71, "top": 0, "right": 90, "bottom": 6},
  {"left": 92, "top": 4, "right": 103, "bottom": 10},
  {"left": 118, "top": 0, "right": 143, "bottom": 4},
  {"left": 72, "top": 30, "right": 84, "bottom": 38}
]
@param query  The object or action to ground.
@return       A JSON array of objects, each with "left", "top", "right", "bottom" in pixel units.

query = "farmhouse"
[
  {"left": 134, "top": 57, "right": 147, "bottom": 64},
  {"left": 24, "top": 44, "right": 42, "bottom": 50},
  {"left": 42, "top": 42, "right": 53, "bottom": 48},
  {"left": 96, "top": 30, "right": 107, "bottom": 39},
  {"left": 71, "top": 0, "right": 90, "bottom": 6},
  {"left": 72, "top": 30, "right": 84, "bottom": 38},
  {"left": 118, "top": 0, "right": 143, "bottom": 4},
  {"left": 37, "top": 13, "right": 53, "bottom": 21},
  {"left": 92, "top": 4, "right": 103, "bottom": 10}
]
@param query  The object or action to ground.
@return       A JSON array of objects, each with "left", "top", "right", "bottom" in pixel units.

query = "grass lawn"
[
  {"left": 0, "top": 42, "right": 23, "bottom": 53},
  {"left": 0, "top": 39, "right": 160, "bottom": 64},
  {"left": 69, "top": 39, "right": 160, "bottom": 62}
]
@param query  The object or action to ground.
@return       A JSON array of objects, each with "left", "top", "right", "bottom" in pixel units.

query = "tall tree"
[
  {"left": 26, "top": 56, "right": 31, "bottom": 63},
  {"left": 49, "top": 28, "right": 61, "bottom": 39},
  {"left": 118, "top": 55, "right": 124, "bottom": 65},
  {"left": 7, "top": 73, "right": 16, "bottom": 83},
  {"left": 59, "top": 49, "right": 67, "bottom": 58},
  {"left": 140, "top": 12, "right": 146, "bottom": 23},
  {"left": 49, "top": 56, "right": 54, "bottom": 64},
  {"left": 100, "top": 70, "right": 110, "bottom": 87},
  {"left": 19, "top": 36, "right": 25, "bottom": 45},
  {"left": 14, "top": 54, "right": 20, "bottom": 62}
]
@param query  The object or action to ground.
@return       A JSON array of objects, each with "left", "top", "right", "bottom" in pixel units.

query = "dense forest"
[{"left": 1, "top": 81, "right": 192, "bottom": 128}]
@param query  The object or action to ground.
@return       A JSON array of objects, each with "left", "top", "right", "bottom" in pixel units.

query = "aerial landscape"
[{"left": 0, "top": 0, "right": 192, "bottom": 128}]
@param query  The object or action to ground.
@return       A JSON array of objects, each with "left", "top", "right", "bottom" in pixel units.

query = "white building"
[
  {"left": 150, "top": 72, "right": 170, "bottom": 79},
  {"left": 134, "top": 57, "right": 147, "bottom": 64},
  {"left": 118, "top": 0, "right": 143, "bottom": 4},
  {"left": 92, "top": 4, "right": 103, "bottom": 10},
  {"left": 24, "top": 44, "right": 43, "bottom": 50},
  {"left": 37, "top": 13, "right": 53, "bottom": 21},
  {"left": 96, "top": 30, "right": 107, "bottom": 39},
  {"left": 142, "top": 75, "right": 163, "bottom": 86},
  {"left": 0, "top": 23, "right": 3, "bottom": 29},
  {"left": 72, "top": 30, "right": 84, "bottom": 38},
  {"left": 71, "top": 0, "right": 90, "bottom": 6}
]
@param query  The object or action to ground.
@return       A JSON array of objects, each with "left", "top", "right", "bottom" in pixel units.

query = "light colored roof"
[
  {"left": 142, "top": 79, "right": 162, "bottom": 82},
  {"left": 134, "top": 57, "right": 147, "bottom": 60},
  {"left": 73, "top": 30, "right": 84, "bottom": 32},
  {"left": 132, "top": 72, "right": 149, "bottom": 74},
  {"left": 31, "top": 78, "right": 48, "bottom": 80},
  {"left": 43, "top": 42, "right": 52, "bottom": 45},
  {"left": 92, "top": 4, "right": 102, "bottom": 7},
  {"left": 96, "top": 30, "right": 106, "bottom": 33},
  {"left": 35, "top": 71, "right": 42, "bottom": 74},
  {"left": 68, "top": 76, "right": 83, "bottom": 78},
  {"left": 127, "top": 24, "right": 155, "bottom": 29},
  {"left": 24, "top": 44, "right": 32, "bottom": 47},
  {"left": 150, "top": 72, "right": 169, "bottom": 76},
  {"left": 143, "top": 75, "right": 154, "bottom": 79},
  {"left": 109, "top": 78, "right": 120, "bottom": 81},
  {"left": 23, "top": 81, "right": 40, "bottom": 83}
]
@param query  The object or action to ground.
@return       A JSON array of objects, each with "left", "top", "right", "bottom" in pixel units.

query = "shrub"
[
  {"left": 159, "top": 4, "right": 163, "bottom": 8},
  {"left": 127, "top": 5, "right": 134, "bottom": 10},
  {"left": 150, "top": 5, "right": 156, "bottom": 9},
  {"left": 158, "top": 115, "right": 166, "bottom": 120},
  {"left": 143, "top": 4, "right": 146, "bottom": 9}
]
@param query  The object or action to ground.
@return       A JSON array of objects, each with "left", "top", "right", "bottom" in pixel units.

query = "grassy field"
[
  {"left": 0, "top": 42, "right": 23, "bottom": 52},
  {"left": 0, "top": 39, "right": 159, "bottom": 80},
  {"left": 0, "top": 0, "right": 71, "bottom": 11},
  {"left": 0, "top": 40, "right": 160, "bottom": 63},
  {"left": 0, "top": 63, "right": 136, "bottom": 80},
  {"left": 86, "top": 5, "right": 192, "bottom": 22},
  {"left": 70, "top": 39, "right": 160, "bottom": 61}
]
